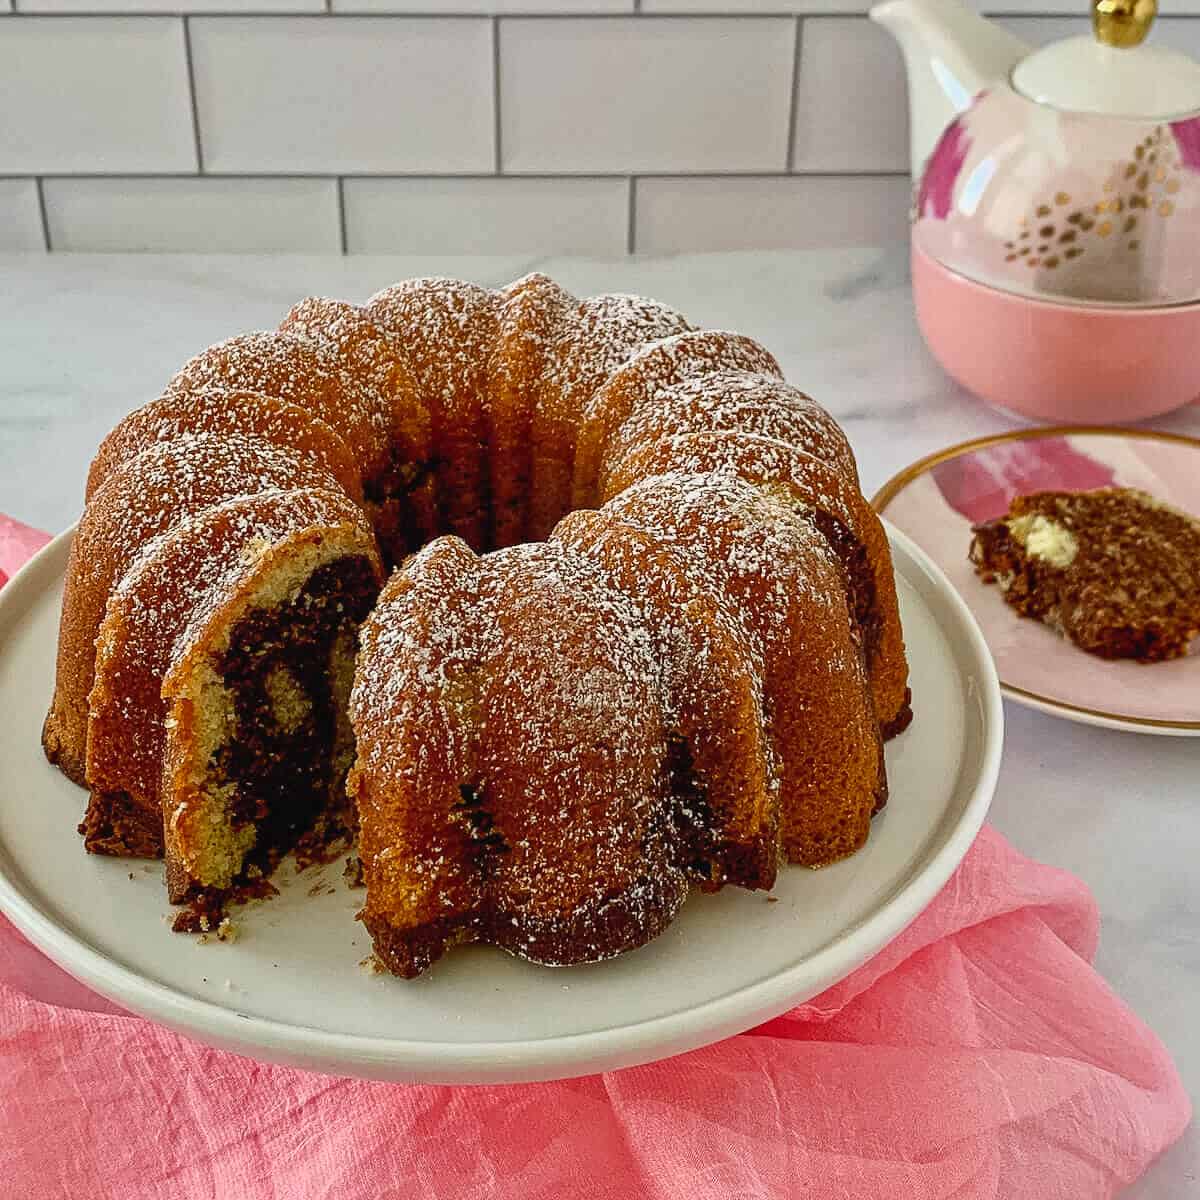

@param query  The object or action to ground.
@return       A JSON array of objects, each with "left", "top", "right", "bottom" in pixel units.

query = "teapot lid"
[{"left": 1011, "top": 0, "right": 1200, "bottom": 118}]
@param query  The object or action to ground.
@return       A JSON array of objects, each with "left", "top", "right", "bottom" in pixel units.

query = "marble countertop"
[{"left": 1, "top": 248, "right": 1197, "bottom": 1197}]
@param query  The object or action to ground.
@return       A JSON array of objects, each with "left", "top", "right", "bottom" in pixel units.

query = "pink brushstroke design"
[
  {"left": 931, "top": 437, "right": 1117, "bottom": 523},
  {"left": 917, "top": 117, "right": 971, "bottom": 220},
  {"left": 1171, "top": 117, "right": 1200, "bottom": 172}
]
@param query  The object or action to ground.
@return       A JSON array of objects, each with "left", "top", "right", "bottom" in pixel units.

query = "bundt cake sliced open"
[
  {"left": 157, "top": 501, "right": 381, "bottom": 925},
  {"left": 45, "top": 271, "right": 912, "bottom": 974},
  {"left": 349, "top": 538, "right": 688, "bottom": 977},
  {"left": 85, "top": 489, "right": 381, "bottom": 919}
]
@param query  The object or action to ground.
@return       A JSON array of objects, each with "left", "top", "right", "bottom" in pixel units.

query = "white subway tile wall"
[
  {"left": 636, "top": 174, "right": 911, "bottom": 252},
  {"left": 338, "top": 0, "right": 631, "bottom": 13},
  {"left": 343, "top": 177, "right": 630, "bottom": 253},
  {"left": 1, "top": 10, "right": 1197, "bottom": 253},
  {"left": 499, "top": 19, "right": 795, "bottom": 173},
  {"left": 23, "top": 0, "right": 322, "bottom": 13},
  {"left": 42, "top": 177, "right": 341, "bottom": 251},
  {"left": 0, "top": 19, "right": 195, "bottom": 174},
  {"left": 189, "top": 18, "right": 494, "bottom": 173},
  {"left": 791, "top": 19, "right": 907, "bottom": 172}
]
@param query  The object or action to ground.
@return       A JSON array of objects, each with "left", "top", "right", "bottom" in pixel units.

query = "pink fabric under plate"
[{"left": 0, "top": 514, "right": 1190, "bottom": 1199}]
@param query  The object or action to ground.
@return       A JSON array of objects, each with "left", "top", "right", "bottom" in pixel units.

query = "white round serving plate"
[{"left": 0, "top": 523, "right": 1001, "bottom": 1085}]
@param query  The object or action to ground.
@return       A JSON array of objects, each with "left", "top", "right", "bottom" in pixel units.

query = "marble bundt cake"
[
  {"left": 970, "top": 487, "right": 1200, "bottom": 662},
  {"left": 44, "top": 274, "right": 911, "bottom": 972}
]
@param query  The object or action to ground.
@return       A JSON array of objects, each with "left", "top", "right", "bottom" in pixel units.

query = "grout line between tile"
[
  {"left": 337, "top": 175, "right": 349, "bottom": 253},
  {"left": 182, "top": 16, "right": 205, "bottom": 173},
  {"left": 2, "top": 9, "right": 1183, "bottom": 16},
  {"left": 626, "top": 176, "right": 636, "bottom": 254},
  {"left": 34, "top": 177, "right": 52, "bottom": 251},
  {"left": 491, "top": 168, "right": 913, "bottom": 179},
  {"left": 0, "top": 169, "right": 911, "bottom": 181},
  {"left": 492, "top": 15, "right": 502, "bottom": 173},
  {"left": 0, "top": 10, "right": 976, "bottom": 18},
  {"left": 785, "top": 15, "right": 801, "bottom": 171}
]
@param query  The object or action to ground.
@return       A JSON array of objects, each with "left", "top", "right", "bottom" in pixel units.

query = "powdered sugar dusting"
[
  {"left": 540, "top": 292, "right": 691, "bottom": 430},
  {"left": 87, "top": 389, "right": 362, "bottom": 503},
  {"left": 350, "top": 536, "right": 688, "bottom": 966},
  {"left": 603, "top": 470, "right": 834, "bottom": 653},
  {"left": 600, "top": 470, "right": 883, "bottom": 866},
  {"left": 365, "top": 278, "right": 499, "bottom": 423},
  {"left": 364, "top": 279, "right": 497, "bottom": 547},
  {"left": 573, "top": 329, "right": 784, "bottom": 505},
  {"left": 523, "top": 290, "right": 691, "bottom": 536},
  {"left": 58, "top": 271, "right": 900, "bottom": 976},
  {"left": 278, "top": 297, "right": 427, "bottom": 452},
  {"left": 602, "top": 370, "right": 857, "bottom": 498},
  {"left": 167, "top": 331, "right": 390, "bottom": 476}
]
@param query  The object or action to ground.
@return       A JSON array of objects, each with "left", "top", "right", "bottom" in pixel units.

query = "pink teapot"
[{"left": 871, "top": 0, "right": 1200, "bottom": 422}]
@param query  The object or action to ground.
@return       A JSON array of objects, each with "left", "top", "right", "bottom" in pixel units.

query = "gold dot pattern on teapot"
[{"left": 1011, "top": 125, "right": 1183, "bottom": 271}]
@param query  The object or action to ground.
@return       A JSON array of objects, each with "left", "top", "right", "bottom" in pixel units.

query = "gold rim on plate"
[{"left": 871, "top": 424, "right": 1200, "bottom": 732}]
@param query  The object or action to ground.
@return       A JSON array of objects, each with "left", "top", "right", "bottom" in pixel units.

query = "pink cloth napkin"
[
  {"left": 0, "top": 513, "right": 50, "bottom": 588},
  {"left": 0, "top": 515, "right": 1190, "bottom": 1199}
]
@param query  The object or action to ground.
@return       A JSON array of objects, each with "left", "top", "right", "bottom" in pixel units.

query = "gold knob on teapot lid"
[{"left": 1093, "top": 0, "right": 1157, "bottom": 48}]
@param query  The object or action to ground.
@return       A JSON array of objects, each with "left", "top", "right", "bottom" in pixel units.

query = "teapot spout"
[{"left": 871, "top": 0, "right": 1029, "bottom": 176}]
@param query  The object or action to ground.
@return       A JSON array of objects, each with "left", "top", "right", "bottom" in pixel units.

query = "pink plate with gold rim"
[{"left": 874, "top": 427, "right": 1200, "bottom": 735}]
